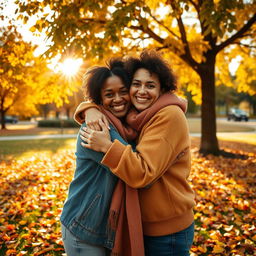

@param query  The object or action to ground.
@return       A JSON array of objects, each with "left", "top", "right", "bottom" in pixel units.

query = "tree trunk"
[
  {"left": 225, "top": 103, "right": 229, "bottom": 116},
  {"left": 66, "top": 108, "right": 70, "bottom": 119},
  {"left": 198, "top": 54, "right": 220, "bottom": 155},
  {"left": 252, "top": 101, "right": 256, "bottom": 116},
  {"left": 1, "top": 110, "right": 6, "bottom": 130}
]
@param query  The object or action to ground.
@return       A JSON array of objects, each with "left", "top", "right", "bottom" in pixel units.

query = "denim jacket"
[{"left": 60, "top": 123, "right": 129, "bottom": 249}]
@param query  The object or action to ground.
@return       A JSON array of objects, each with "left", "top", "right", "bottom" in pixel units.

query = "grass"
[
  {"left": 217, "top": 132, "right": 256, "bottom": 145},
  {"left": 0, "top": 126, "right": 79, "bottom": 136},
  {"left": 187, "top": 119, "right": 254, "bottom": 133},
  {"left": 1, "top": 134, "right": 255, "bottom": 162},
  {"left": 0, "top": 138, "right": 76, "bottom": 161}
]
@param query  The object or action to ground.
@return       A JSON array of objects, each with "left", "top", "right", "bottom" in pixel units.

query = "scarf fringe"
[
  {"left": 108, "top": 209, "right": 120, "bottom": 231},
  {"left": 111, "top": 253, "right": 121, "bottom": 256}
]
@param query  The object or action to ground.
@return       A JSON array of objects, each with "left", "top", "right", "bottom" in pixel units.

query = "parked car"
[
  {"left": 0, "top": 115, "right": 18, "bottom": 124},
  {"left": 227, "top": 108, "right": 249, "bottom": 122}
]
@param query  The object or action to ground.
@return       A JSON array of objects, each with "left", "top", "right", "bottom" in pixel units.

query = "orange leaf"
[{"left": 212, "top": 245, "right": 225, "bottom": 253}]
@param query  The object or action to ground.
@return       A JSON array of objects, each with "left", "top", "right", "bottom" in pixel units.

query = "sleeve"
[
  {"left": 73, "top": 102, "right": 100, "bottom": 125},
  {"left": 76, "top": 123, "right": 130, "bottom": 165},
  {"left": 101, "top": 106, "right": 190, "bottom": 188}
]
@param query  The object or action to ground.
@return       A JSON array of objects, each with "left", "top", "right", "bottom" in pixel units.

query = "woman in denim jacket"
[{"left": 60, "top": 59, "right": 131, "bottom": 256}]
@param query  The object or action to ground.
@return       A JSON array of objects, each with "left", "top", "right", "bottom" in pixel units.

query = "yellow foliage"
[
  {"left": 236, "top": 62, "right": 256, "bottom": 95},
  {"left": 164, "top": 37, "right": 185, "bottom": 55},
  {"left": 234, "top": 3, "right": 256, "bottom": 28},
  {"left": 13, "top": 0, "right": 256, "bottom": 114},
  {"left": 216, "top": 51, "right": 234, "bottom": 88},
  {"left": 187, "top": 31, "right": 210, "bottom": 63},
  {"left": 162, "top": 50, "right": 202, "bottom": 104},
  {"left": 29, "top": 26, "right": 36, "bottom": 33},
  {"left": 145, "top": 0, "right": 163, "bottom": 9},
  {"left": 7, "top": 70, "right": 13, "bottom": 77},
  {"left": 0, "top": 27, "right": 80, "bottom": 119},
  {"left": 232, "top": 48, "right": 256, "bottom": 95}
]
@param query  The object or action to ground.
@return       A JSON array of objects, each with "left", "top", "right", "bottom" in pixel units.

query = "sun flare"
[{"left": 59, "top": 58, "right": 83, "bottom": 77}]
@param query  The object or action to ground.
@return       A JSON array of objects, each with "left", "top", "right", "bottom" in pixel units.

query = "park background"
[{"left": 0, "top": 0, "right": 255, "bottom": 255}]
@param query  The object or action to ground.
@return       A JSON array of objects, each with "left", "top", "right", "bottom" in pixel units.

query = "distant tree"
[
  {"left": 0, "top": 26, "right": 79, "bottom": 129},
  {"left": 181, "top": 89, "right": 199, "bottom": 115},
  {"left": 215, "top": 85, "right": 239, "bottom": 114},
  {"left": 38, "top": 104, "right": 52, "bottom": 119},
  {"left": 216, "top": 84, "right": 256, "bottom": 116},
  {"left": 235, "top": 91, "right": 256, "bottom": 116},
  {"left": 61, "top": 91, "right": 84, "bottom": 119},
  {"left": 16, "top": 0, "right": 256, "bottom": 154}
]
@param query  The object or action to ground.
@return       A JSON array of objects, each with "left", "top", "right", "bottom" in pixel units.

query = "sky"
[{"left": 1, "top": 0, "right": 49, "bottom": 56}]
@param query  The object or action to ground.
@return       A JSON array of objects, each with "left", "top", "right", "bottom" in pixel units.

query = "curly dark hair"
[
  {"left": 124, "top": 50, "right": 177, "bottom": 92},
  {"left": 82, "top": 58, "right": 130, "bottom": 104}
]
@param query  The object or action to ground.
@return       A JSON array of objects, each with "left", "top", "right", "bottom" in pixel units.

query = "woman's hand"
[
  {"left": 80, "top": 119, "right": 112, "bottom": 153},
  {"left": 85, "top": 108, "right": 110, "bottom": 131}
]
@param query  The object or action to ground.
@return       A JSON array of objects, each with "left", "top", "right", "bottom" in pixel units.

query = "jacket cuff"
[
  {"left": 73, "top": 102, "right": 100, "bottom": 125},
  {"left": 101, "top": 140, "right": 126, "bottom": 170}
]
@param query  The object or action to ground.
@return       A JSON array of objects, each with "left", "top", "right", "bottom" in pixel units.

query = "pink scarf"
[
  {"left": 127, "top": 92, "right": 187, "bottom": 131},
  {"left": 100, "top": 107, "right": 144, "bottom": 256}
]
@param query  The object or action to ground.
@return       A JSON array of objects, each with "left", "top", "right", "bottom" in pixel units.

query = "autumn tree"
[
  {"left": 0, "top": 25, "right": 80, "bottom": 129},
  {"left": 15, "top": 0, "right": 256, "bottom": 155}
]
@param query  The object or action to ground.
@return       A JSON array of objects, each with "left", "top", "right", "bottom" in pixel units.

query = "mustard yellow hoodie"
[{"left": 74, "top": 104, "right": 195, "bottom": 236}]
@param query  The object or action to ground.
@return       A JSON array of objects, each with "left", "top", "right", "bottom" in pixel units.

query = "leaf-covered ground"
[{"left": 0, "top": 140, "right": 255, "bottom": 256}]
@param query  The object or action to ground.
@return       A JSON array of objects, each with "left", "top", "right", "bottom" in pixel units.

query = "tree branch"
[
  {"left": 80, "top": 18, "right": 106, "bottom": 25},
  {"left": 216, "top": 13, "right": 256, "bottom": 53},
  {"left": 198, "top": 0, "right": 218, "bottom": 51},
  {"left": 130, "top": 24, "right": 189, "bottom": 63},
  {"left": 187, "top": 0, "right": 213, "bottom": 52},
  {"left": 130, "top": 25, "right": 165, "bottom": 44},
  {"left": 168, "top": 2, "right": 199, "bottom": 69},
  {"left": 187, "top": 0, "right": 199, "bottom": 12},
  {"left": 148, "top": 12, "right": 181, "bottom": 40},
  {"left": 132, "top": 9, "right": 200, "bottom": 71},
  {"left": 232, "top": 42, "right": 256, "bottom": 49}
]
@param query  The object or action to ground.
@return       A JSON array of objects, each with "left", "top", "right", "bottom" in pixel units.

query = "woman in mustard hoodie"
[{"left": 76, "top": 50, "right": 195, "bottom": 256}]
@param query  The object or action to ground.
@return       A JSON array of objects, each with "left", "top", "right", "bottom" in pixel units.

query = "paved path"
[
  {"left": 0, "top": 134, "right": 77, "bottom": 141},
  {"left": 0, "top": 132, "right": 255, "bottom": 141},
  {"left": 191, "top": 131, "right": 256, "bottom": 137}
]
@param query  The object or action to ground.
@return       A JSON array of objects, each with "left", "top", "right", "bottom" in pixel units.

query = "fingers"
[
  {"left": 81, "top": 126, "right": 94, "bottom": 134},
  {"left": 86, "top": 121, "right": 101, "bottom": 131},
  {"left": 80, "top": 129, "right": 92, "bottom": 149},
  {"left": 81, "top": 141, "right": 91, "bottom": 149},
  {"left": 80, "top": 133, "right": 88, "bottom": 144},
  {"left": 80, "top": 127, "right": 91, "bottom": 142},
  {"left": 102, "top": 115, "right": 110, "bottom": 130},
  {"left": 86, "top": 117, "right": 109, "bottom": 131},
  {"left": 98, "top": 119, "right": 108, "bottom": 132},
  {"left": 81, "top": 127, "right": 91, "bottom": 135}
]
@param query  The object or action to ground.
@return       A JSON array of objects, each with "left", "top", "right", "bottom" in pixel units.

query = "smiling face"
[
  {"left": 130, "top": 68, "right": 162, "bottom": 111},
  {"left": 101, "top": 75, "right": 131, "bottom": 118}
]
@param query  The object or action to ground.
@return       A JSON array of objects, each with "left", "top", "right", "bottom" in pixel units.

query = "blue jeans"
[
  {"left": 61, "top": 224, "right": 110, "bottom": 256},
  {"left": 144, "top": 222, "right": 194, "bottom": 256}
]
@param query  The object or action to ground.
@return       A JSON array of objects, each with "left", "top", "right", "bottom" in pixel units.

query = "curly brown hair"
[{"left": 124, "top": 50, "right": 177, "bottom": 92}]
